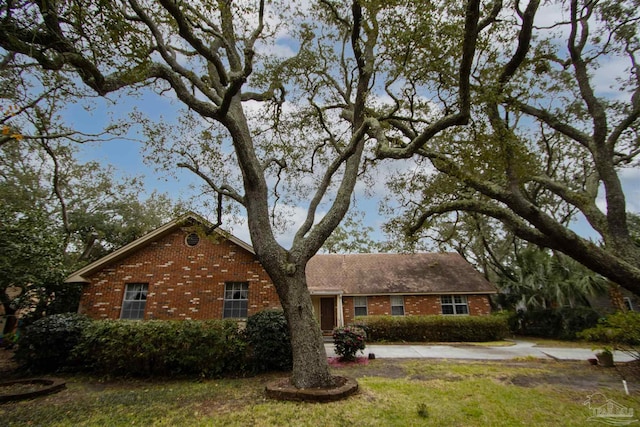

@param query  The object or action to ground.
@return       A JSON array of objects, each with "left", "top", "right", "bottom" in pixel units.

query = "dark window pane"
[
  {"left": 354, "top": 307, "right": 368, "bottom": 317},
  {"left": 455, "top": 304, "right": 469, "bottom": 315},
  {"left": 391, "top": 305, "right": 404, "bottom": 316},
  {"left": 442, "top": 305, "right": 454, "bottom": 315}
]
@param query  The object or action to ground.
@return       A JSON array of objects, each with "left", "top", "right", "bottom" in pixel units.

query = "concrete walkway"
[{"left": 325, "top": 340, "right": 636, "bottom": 362}]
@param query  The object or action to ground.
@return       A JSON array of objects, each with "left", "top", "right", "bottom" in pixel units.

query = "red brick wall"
[
  {"left": 78, "top": 228, "right": 281, "bottom": 320},
  {"left": 78, "top": 227, "right": 494, "bottom": 322},
  {"left": 467, "top": 295, "right": 492, "bottom": 316},
  {"left": 343, "top": 294, "right": 492, "bottom": 325}
]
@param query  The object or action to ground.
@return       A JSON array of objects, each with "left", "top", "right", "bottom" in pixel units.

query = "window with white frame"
[
  {"left": 441, "top": 295, "right": 469, "bottom": 315},
  {"left": 223, "top": 282, "right": 249, "bottom": 318},
  {"left": 390, "top": 295, "right": 405, "bottom": 316},
  {"left": 121, "top": 283, "right": 148, "bottom": 319},
  {"left": 354, "top": 296, "right": 368, "bottom": 316}
]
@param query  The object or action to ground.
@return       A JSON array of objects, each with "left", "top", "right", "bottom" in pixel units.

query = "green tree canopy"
[
  {"left": 381, "top": 0, "right": 640, "bottom": 296},
  {"left": 0, "top": 0, "right": 495, "bottom": 388},
  {"left": 0, "top": 93, "right": 178, "bottom": 330}
]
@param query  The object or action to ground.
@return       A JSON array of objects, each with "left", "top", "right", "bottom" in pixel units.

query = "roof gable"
[
  {"left": 65, "top": 212, "right": 254, "bottom": 283},
  {"left": 306, "top": 253, "right": 496, "bottom": 295}
]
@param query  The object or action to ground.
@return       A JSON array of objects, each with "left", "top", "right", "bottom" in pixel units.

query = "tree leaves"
[{"left": 382, "top": 0, "right": 640, "bottom": 295}]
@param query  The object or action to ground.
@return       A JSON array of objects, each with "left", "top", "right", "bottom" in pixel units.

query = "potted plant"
[{"left": 595, "top": 347, "right": 614, "bottom": 367}]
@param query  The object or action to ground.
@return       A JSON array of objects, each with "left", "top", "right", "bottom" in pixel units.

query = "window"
[
  {"left": 441, "top": 295, "right": 469, "bottom": 315},
  {"left": 390, "top": 295, "right": 404, "bottom": 316},
  {"left": 185, "top": 232, "right": 200, "bottom": 246},
  {"left": 354, "top": 296, "right": 368, "bottom": 317},
  {"left": 223, "top": 282, "right": 249, "bottom": 318},
  {"left": 121, "top": 283, "right": 148, "bottom": 319}
]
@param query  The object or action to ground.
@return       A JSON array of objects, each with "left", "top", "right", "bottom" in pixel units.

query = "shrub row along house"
[{"left": 66, "top": 213, "right": 497, "bottom": 331}]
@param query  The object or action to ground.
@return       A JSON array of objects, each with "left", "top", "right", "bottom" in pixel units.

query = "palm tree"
[{"left": 498, "top": 246, "right": 608, "bottom": 310}]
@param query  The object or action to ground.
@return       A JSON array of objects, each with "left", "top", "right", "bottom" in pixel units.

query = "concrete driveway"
[{"left": 325, "top": 340, "right": 636, "bottom": 362}]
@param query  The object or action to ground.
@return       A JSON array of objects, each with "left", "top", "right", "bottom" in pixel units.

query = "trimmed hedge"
[
  {"left": 245, "top": 309, "right": 292, "bottom": 372},
  {"left": 354, "top": 315, "right": 509, "bottom": 342},
  {"left": 510, "top": 307, "right": 601, "bottom": 340},
  {"left": 73, "top": 319, "right": 247, "bottom": 377},
  {"left": 14, "top": 313, "right": 91, "bottom": 372}
]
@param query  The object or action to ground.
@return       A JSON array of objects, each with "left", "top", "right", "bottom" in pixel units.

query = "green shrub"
[
  {"left": 333, "top": 326, "right": 366, "bottom": 361},
  {"left": 354, "top": 315, "right": 509, "bottom": 342},
  {"left": 511, "top": 307, "right": 600, "bottom": 340},
  {"left": 557, "top": 307, "right": 601, "bottom": 340},
  {"left": 245, "top": 309, "right": 292, "bottom": 372},
  {"left": 514, "top": 309, "right": 561, "bottom": 338},
  {"left": 74, "top": 319, "right": 247, "bottom": 377},
  {"left": 14, "top": 313, "right": 91, "bottom": 372},
  {"left": 578, "top": 311, "right": 640, "bottom": 360}
]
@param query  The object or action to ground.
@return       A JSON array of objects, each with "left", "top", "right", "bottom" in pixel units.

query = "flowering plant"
[{"left": 332, "top": 326, "right": 366, "bottom": 361}]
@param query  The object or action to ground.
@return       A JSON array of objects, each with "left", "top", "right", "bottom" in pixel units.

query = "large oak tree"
[
  {"left": 380, "top": 0, "right": 640, "bottom": 296},
  {"left": 0, "top": 0, "right": 494, "bottom": 387}
]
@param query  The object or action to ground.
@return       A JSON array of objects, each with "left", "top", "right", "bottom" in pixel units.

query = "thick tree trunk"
[
  {"left": 225, "top": 101, "right": 336, "bottom": 389},
  {"left": 275, "top": 270, "right": 333, "bottom": 389},
  {"left": 1, "top": 303, "right": 17, "bottom": 336},
  {"left": 253, "top": 244, "right": 334, "bottom": 388},
  {"left": 248, "top": 242, "right": 339, "bottom": 389}
]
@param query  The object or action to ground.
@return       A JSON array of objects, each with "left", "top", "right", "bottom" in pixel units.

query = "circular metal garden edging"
[{"left": 0, "top": 378, "right": 66, "bottom": 403}]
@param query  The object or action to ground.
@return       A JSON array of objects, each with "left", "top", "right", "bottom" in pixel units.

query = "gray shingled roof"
[{"left": 306, "top": 253, "right": 497, "bottom": 295}]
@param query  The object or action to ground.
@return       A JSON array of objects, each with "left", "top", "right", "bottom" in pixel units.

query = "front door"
[{"left": 320, "top": 297, "right": 335, "bottom": 331}]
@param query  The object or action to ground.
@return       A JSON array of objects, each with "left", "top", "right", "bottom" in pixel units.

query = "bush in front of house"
[
  {"left": 333, "top": 325, "right": 366, "bottom": 361},
  {"left": 14, "top": 312, "right": 92, "bottom": 372},
  {"left": 74, "top": 319, "right": 247, "bottom": 377},
  {"left": 578, "top": 311, "right": 640, "bottom": 361},
  {"left": 245, "top": 309, "right": 292, "bottom": 372},
  {"left": 354, "top": 315, "right": 509, "bottom": 342},
  {"left": 510, "top": 307, "right": 601, "bottom": 340}
]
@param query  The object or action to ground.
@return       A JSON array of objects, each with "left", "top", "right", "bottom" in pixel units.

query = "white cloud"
[{"left": 534, "top": 2, "right": 568, "bottom": 31}]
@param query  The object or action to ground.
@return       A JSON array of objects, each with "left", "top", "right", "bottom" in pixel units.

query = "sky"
[
  {"left": 71, "top": 91, "right": 640, "bottom": 250},
  {"left": 63, "top": 1, "right": 640, "bottom": 250},
  {"left": 69, "top": 91, "right": 388, "bottom": 247}
]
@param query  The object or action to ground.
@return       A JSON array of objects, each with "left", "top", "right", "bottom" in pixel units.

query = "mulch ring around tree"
[
  {"left": 327, "top": 356, "right": 369, "bottom": 368},
  {"left": 0, "top": 378, "right": 66, "bottom": 403},
  {"left": 0, "top": 349, "right": 67, "bottom": 403},
  {"left": 264, "top": 375, "right": 358, "bottom": 402}
]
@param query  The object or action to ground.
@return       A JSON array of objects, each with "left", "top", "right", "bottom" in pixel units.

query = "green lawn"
[{"left": 1, "top": 359, "right": 637, "bottom": 426}]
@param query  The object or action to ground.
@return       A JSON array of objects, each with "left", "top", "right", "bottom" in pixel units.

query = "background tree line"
[{"left": 1, "top": 0, "right": 638, "bottom": 388}]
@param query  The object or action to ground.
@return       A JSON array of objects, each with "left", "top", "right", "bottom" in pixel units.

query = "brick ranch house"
[{"left": 66, "top": 213, "right": 497, "bottom": 331}]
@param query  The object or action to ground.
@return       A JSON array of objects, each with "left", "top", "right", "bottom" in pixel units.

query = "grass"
[
  {"left": 514, "top": 336, "right": 596, "bottom": 349},
  {"left": 1, "top": 359, "right": 637, "bottom": 426}
]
